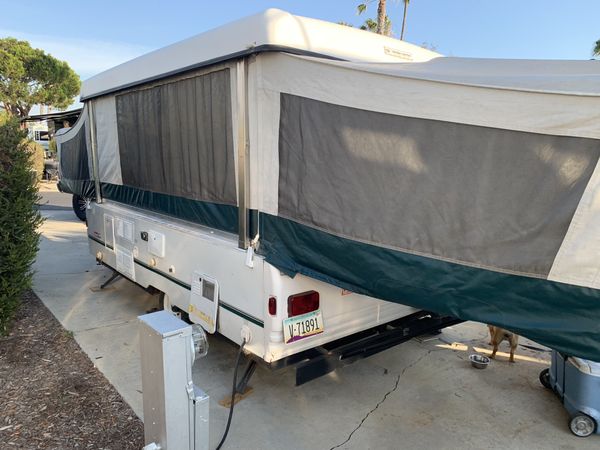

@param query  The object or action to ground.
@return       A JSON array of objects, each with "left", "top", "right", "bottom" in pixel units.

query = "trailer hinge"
[
  {"left": 186, "top": 380, "right": 195, "bottom": 401},
  {"left": 245, "top": 233, "right": 260, "bottom": 268}
]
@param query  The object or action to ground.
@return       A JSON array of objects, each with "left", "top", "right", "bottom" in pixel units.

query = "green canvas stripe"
[
  {"left": 219, "top": 302, "right": 264, "bottom": 328},
  {"left": 133, "top": 258, "right": 191, "bottom": 290},
  {"left": 100, "top": 183, "right": 239, "bottom": 234},
  {"left": 88, "top": 234, "right": 264, "bottom": 327},
  {"left": 133, "top": 261, "right": 264, "bottom": 327},
  {"left": 259, "top": 213, "right": 600, "bottom": 362}
]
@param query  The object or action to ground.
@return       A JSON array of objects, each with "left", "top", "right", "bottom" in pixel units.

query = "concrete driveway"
[{"left": 33, "top": 184, "right": 598, "bottom": 449}]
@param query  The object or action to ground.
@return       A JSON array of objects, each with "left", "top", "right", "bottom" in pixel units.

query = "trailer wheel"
[
  {"left": 72, "top": 194, "right": 88, "bottom": 222},
  {"left": 539, "top": 368, "right": 551, "bottom": 389},
  {"left": 569, "top": 414, "right": 596, "bottom": 437}
]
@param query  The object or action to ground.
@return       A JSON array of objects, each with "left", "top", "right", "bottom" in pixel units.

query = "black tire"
[
  {"left": 72, "top": 194, "right": 88, "bottom": 221},
  {"left": 569, "top": 414, "right": 596, "bottom": 437},
  {"left": 539, "top": 368, "right": 552, "bottom": 389}
]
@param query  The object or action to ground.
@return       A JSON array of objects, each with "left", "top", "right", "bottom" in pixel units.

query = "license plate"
[{"left": 283, "top": 310, "right": 324, "bottom": 344}]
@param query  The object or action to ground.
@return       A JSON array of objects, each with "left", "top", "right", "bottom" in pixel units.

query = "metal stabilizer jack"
[{"left": 100, "top": 270, "right": 121, "bottom": 289}]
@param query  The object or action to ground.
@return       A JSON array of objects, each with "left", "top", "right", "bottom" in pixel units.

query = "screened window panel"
[
  {"left": 116, "top": 69, "right": 235, "bottom": 205},
  {"left": 278, "top": 93, "right": 600, "bottom": 277},
  {"left": 60, "top": 124, "right": 89, "bottom": 180}
]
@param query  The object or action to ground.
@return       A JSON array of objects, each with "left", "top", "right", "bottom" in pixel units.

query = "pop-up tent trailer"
[{"left": 57, "top": 8, "right": 600, "bottom": 363}]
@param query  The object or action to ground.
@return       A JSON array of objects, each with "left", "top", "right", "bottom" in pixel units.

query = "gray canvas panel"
[
  {"left": 116, "top": 69, "right": 235, "bottom": 205},
  {"left": 60, "top": 124, "right": 89, "bottom": 180},
  {"left": 278, "top": 94, "right": 600, "bottom": 277}
]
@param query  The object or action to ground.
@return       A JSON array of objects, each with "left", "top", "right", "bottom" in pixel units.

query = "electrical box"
[{"left": 139, "top": 311, "right": 209, "bottom": 450}]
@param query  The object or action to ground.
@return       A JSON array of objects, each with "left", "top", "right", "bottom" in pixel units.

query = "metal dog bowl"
[{"left": 469, "top": 353, "right": 490, "bottom": 369}]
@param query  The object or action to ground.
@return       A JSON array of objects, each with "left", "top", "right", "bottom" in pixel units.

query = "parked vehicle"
[
  {"left": 43, "top": 158, "right": 59, "bottom": 181},
  {"left": 57, "top": 9, "right": 600, "bottom": 365}
]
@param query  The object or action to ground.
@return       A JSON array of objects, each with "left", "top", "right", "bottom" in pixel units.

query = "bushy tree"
[
  {"left": 0, "top": 118, "right": 43, "bottom": 334},
  {"left": 0, "top": 38, "right": 80, "bottom": 118},
  {"left": 594, "top": 39, "right": 600, "bottom": 57}
]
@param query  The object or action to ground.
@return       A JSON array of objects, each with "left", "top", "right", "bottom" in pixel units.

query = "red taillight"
[
  {"left": 287, "top": 291, "right": 319, "bottom": 317},
  {"left": 268, "top": 296, "right": 277, "bottom": 316}
]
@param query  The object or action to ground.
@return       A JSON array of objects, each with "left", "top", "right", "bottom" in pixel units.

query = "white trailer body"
[{"left": 85, "top": 201, "right": 417, "bottom": 362}]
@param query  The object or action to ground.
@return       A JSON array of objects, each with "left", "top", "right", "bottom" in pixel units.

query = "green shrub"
[
  {"left": 0, "top": 118, "right": 44, "bottom": 334},
  {"left": 26, "top": 140, "right": 45, "bottom": 181}
]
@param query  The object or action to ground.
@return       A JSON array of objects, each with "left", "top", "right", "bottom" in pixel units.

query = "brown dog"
[{"left": 487, "top": 325, "right": 519, "bottom": 363}]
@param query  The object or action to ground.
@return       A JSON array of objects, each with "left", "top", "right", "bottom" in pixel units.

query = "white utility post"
[{"left": 139, "top": 311, "right": 209, "bottom": 450}]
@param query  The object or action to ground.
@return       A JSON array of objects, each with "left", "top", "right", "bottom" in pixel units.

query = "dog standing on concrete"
[{"left": 487, "top": 325, "right": 519, "bottom": 363}]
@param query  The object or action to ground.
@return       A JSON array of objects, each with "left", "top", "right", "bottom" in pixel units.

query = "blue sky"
[{"left": 1, "top": 0, "right": 599, "bottom": 81}]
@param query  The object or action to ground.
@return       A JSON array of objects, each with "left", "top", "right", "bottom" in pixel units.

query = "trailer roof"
[
  {"left": 310, "top": 55, "right": 600, "bottom": 96},
  {"left": 80, "top": 8, "right": 440, "bottom": 101}
]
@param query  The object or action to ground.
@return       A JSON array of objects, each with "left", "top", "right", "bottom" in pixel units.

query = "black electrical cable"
[{"left": 216, "top": 339, "right": 247, "bottom": 450}]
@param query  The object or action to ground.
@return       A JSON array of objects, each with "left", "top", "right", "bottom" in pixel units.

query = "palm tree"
[
  {"left": 358, "top": 0, "right": 387, "bottom": 35},
  {"left": 376, "top": 0, "right": 387, "bottom": 35},
  {"left": 400, "top": 0, "right": 410, "bottom": 40},
  {"left": 360, "top": 18, "right": 378, "bottom": 33},
  {"left": 360, "top": 17, "right": 392, "bottom": 36},
  {"left": 358, "top": 1, "right": 411, "bottom": 39},
  {"left": 594, "top": 39, "right": 600, "bottom": 57}
]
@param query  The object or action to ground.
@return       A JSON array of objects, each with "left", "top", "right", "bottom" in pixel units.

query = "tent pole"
[
  {"left": 236, "top": 58, "right": 249, "bottom": 249},
  {"left": 88, "top": 101, "right": 102, "bottom": 203}
]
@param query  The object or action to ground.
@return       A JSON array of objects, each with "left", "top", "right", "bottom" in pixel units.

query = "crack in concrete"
[
  {"left": 330, "top": 349, "right": 433, "bottom": 449},
  {"left": 35, "top": 270, "right": 103, "bottom": 276},
  {"left": 71, "top": 318, "right": 137, "bottom": 334}
]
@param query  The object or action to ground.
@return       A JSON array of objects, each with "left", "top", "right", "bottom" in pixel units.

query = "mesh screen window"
[
  {"left": 116, "top": 69, "right": 236, "bottom": 205},
  {"left": 60, "top": 124, "right": 89, "bottom": 180}
]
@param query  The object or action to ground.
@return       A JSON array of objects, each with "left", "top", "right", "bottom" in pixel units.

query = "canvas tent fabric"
[
  {"left": 59, "top": 124, "right": 89, "bottom": 181},
  {"left": 93, "top": 62, "right": 240, "bottom": 233},
  {"left": 321, "top": 56, "right": 600, "bottom": 96},
  {"left": 58, "top": 13, "right": 600, "bottom": 361},
  {"left": 95, "top": 96, "right": 122, "bottom": 185},
  {"left": 56, "top": 105, "right": 95, "bottom": 198},
  {"left": 115, "top": 68, "right": 236, "bottom": 205},
  {"left": 248, "top": 53, "right": 600, "bottom": 362},
  {"left": 277, "top": 93, "right": 599, "bottom": 278}
]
